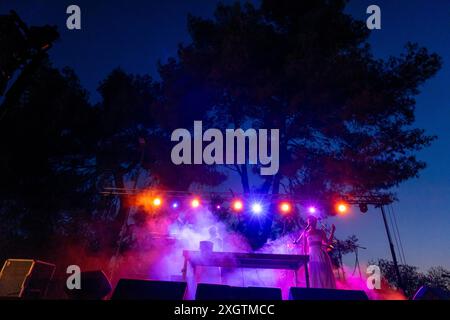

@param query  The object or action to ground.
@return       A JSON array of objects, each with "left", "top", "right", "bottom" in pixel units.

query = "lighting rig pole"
[
  {"left": 380, "top": 205, "right": 404, "bottom": 290},
  {"left": 343, "top": 195, "right": 404, "bottom": 292}
]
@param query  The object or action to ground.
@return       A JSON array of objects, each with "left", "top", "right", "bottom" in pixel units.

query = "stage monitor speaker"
[
  {"left": 413, "top": 286, "right": 450, "bottom": 300},
  {"left": 111, "top": 279, "right": 187, "bottom": 300},
  {"left": 195, "top": 284, "right": 282, "bottom": 300},
  {"left": 64, "top": 270, "right": 112, "bottom": 300},
  {"left": 289, "top": 287, "right": 369, "bottom": 301},
  {"left": 195, "top": 283, "right": 232, "bottom": 300},
  {"left": 232, "top": 286, "right": 282, "bottom": 300},
  {"left": 0, "top": 259, "right": 55, "bottom": 299}
]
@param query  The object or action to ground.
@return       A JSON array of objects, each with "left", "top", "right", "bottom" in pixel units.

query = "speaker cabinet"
[
  {"left": 413, "top": 286, "right": 450, "bottom": 300},
  {"left": 289, "top": 287, "right": 369, "bottom": 300},
  {"left": 111, "top": 279, "right": 187, "bottom": 300},
  {"left": 0, "top": 259, "right": 55, "bottom": 299},
  {"left": 195, "top": 283, "right": 232, "bottom": 300},
  {"left": 195, "top": 284, "right": 282, "bottom": 300},
  {"left": 64, "top": 270, "right": 112, "bottom": 300}
]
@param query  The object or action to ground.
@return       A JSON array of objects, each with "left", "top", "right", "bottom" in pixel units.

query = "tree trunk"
[
  {"left": 240, "top": 164, "right": 250, "bottom": 194},
  {"left": 110, "top": 172, "right": 128, "bottom": 249},
  {"left": 272, "top": 172, "right": 282, "bottom": 195}
]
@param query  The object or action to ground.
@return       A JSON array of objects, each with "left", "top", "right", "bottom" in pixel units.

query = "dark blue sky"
[{"left": 1, "top": 0, "right": 449, "bottom": 270}]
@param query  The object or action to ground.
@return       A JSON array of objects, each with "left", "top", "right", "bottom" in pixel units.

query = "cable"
[
  {"left": 394, "top": 207, "right": 407, "bottom": 265},
  {"left": 389, "top": 204, "right": 407, "bottom": 265},
  {"left": 386, "top": 204, "right": 403, "bottom": 265},
  {"left": 387, "top": 205, "right": 406, "bottom": 265},
  {"left": 388, "top": 206, "right": 405, "bottom": 265},
  {"left": 391, "top": 206, "right": 406, "bottom": 265}
]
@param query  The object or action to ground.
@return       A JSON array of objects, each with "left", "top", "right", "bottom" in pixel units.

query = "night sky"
[{"left": 1, "top": 0, "right": 449, "bottom": 270}]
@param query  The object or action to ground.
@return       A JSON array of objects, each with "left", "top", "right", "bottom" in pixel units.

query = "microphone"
[{"left": 293, "top": 224, "right": 310, "bottom": 244}]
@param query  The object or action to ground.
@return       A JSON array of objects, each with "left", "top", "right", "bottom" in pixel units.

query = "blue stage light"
[
  {"left": 308, "top": 206, "right": 317, "bottom": 214},
  {"left": 251, "top": 203, "right": 263, "bottom": 215}
]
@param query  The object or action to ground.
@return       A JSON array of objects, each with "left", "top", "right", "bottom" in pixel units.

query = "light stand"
[{"left": 380, "top": 205, "right": 404, "bottom": 290}]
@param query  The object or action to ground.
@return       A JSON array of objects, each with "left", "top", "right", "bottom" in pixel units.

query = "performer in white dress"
[{"left": 295, "top": 215, "right": 336, "bottom": 289}]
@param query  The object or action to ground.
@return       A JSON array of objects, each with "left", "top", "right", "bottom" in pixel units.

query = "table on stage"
[{"left": 182, "top": 250, "right": 310, "bottom": 288}]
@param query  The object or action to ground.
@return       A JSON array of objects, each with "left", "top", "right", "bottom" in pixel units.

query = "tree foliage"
[
  {"left": 0, "top": 1, "right": 443, "bottom": 257},
  {"left": 372, "top": 259, "right": 450, "bottom": 298},
  {"left": 0, "top": 60, "right": 95, "bottom": 259},
  {"left": 160, "top": 0, "right": 440, "bottom": 200},
  {"left": 157, "top": 0, "right": 441, "bottom": 244}
]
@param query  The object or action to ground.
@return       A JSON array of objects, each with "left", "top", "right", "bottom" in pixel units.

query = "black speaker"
[
  {"left": 413, "top": 286, "right": 450, "bottom": 300},
  {"left": 65, "top": 270, "right": 112, "bottom": 300},
  {"left": 195, "top": 283, "right": 232, "bottom": 300},
  {"left": 232, "top": 286, "right": 282, "bottom": 300},
  {"left": 195, "top": 284, "right": 282, "bottom": 300},
  {"left": 289, "top": 287, "right": 369, "bottom": 300},
  {"left": 0, "top": 259, "right": 55, "bottom": 299},
  {"left": 111, "top": 279, "right": 187, "bottom": 300}
]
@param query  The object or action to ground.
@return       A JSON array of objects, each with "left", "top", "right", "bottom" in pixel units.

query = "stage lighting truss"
[{"left": 101, "top": 187, "right": 393, "bottom": 214}]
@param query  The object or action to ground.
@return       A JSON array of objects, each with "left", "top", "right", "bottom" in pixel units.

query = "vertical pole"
[
  {"left": 338, "top": 246, "right": 346, "bottom": 281},
  {"left": 304, "top": 260, "right": 310, "bottom": 288},
  {"left": 109, "top": 139, "right": 146, "bottom": 281},
  {"left": 380, "top": 205, "right": 403, "bottom": 290}
]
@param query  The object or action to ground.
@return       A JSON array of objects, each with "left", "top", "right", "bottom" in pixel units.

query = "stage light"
[
  {"left": 336, "top": 202, "right": 349, "bottom": 215},
  {"left": 251, "top": 203, "right": 263, "bottom": 215},
  {"left": 152, "top": 197, "right": 162, "bottom": 207},
  {"left": 191, "top": 198, "right": 200, "bottom": 208},
  {"left": 359, "top": 203, "right": 368, "bottom": 214},
  {"left": 280, "top": 202, "right": 292, "bottom": 214},
  {"left": 172, "top": 202, "right": 179, "bottom": 209},
  {"left": 308, "top": 206, "right": 317, "bottom": 214},
  {"left": 232, "top": 200, "right": 244, "bottom": 212}
]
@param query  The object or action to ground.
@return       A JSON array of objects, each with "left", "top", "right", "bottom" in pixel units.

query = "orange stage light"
[
  {"left": 232, "top": 200, "right": 244, "bottom": 211},
  {"left": 152, "top": 197, "right": 162, "bottom": 207},
  {"left": 191, "top": 198, "right": 200, "bottom": 208},
  {"left": 336, "top": 202, "right": 349, "bottom": 215},
  {"left": 280, "top": 202, "right": 292, "bottom": 214}
]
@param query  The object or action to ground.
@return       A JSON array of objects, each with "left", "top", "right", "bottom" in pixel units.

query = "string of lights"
[{"left": 101, "top": 187, "right": 393, "bottom": 217}]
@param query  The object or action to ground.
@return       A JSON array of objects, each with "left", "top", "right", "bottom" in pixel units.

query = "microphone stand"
[{"left": 352, "top": 245, "right": 367, "bottom": 278}]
